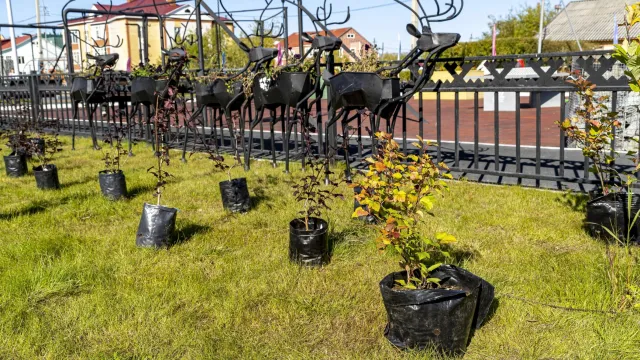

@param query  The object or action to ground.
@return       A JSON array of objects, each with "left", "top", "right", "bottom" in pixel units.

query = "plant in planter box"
[
  {"left": 353, "top": 132, "right": 494, "bottom": 354},
  {"left": 99, "top": 120, "right": 129, "bottom": 200},
  {"left": 130, "top": 63, "right": 164, "bottom": 105},
  {"left": 31, "top": 133, "right": 62, "bottom": 190},
  {"left": 290, "top": 154, "right": 343, "bottom": 266},
  {"left": 557, "top": 77, "right": 628, "bottom": 240},
  {"left": 0, "top": 118, "right": 31, "bottom": 177}
]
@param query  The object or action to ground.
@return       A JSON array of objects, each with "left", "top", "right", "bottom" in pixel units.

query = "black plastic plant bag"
[
  {"left": 289, "top": 217, "right": 330, "bottom": 266},
  {"left": 379, "top": 265, "right": 494, "bottom": 355},
  {"left": 136, "top": 203, "right": 177, "bottom": 248},
  {"left": 99, "top": 170, "right": 127, "bottom": 200},
  {"left": 4, "top": 153, "right": 27, "bottom": 177},
  {"left": 586, "top": 193, "right": 625, "bottom": 241},
  {"left": 219, "top": 178, "right": 251, "bottom": 213},
  {"left": 33, "top": 164, "right": 60, "bottom": 190}
]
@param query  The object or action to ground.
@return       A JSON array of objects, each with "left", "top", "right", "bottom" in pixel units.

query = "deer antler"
[
  {"left": 394, "top": 0, "right": 463, "bottom": 28},
  {"left": 218, "top": 0, "right": 255, "bottom": 48},
  {"left": 91, "top": 1, "right": 124, "bottom": 49}
]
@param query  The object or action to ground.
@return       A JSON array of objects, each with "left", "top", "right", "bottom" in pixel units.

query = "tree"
[
  {"left": 483, "top": 1, "right": 559, "bottom": 40},
  {"left": 185, "top": 26, "right": 277, "bottom": 71}
]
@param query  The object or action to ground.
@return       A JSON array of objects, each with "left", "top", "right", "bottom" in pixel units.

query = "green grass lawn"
[{"left": 0, "top": 137, "right": 639, "bottom": 359}]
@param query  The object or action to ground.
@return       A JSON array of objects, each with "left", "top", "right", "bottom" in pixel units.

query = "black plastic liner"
[
  {"left": 130, "top": 77, "right": 157, "bottom": 105},
  {"left": 33, "top": 164, "right": 60, "bottom": 190},
  {"left": 289, "top": 217, "right": 330, "bottom": 266},
  {"left": 4, "top": 153, "right": 28, "bottom": 177},
  {"left": 219, "top": 178, "right": 251, "bottom": 213},
  {"left": 379, "top": 265, "right": 494, "bottom": 355},
  {"left": 586, "top": 193, "right": 626, "bottom": 241},
  {"left": 136, "top": 203, "right": 178, "bottom": 248},
  {"left": 99, "top": 170, "right": 127, "bottom": 200},
  {"left": 353, "top": 186, "right": 377, "bottom": 224}
]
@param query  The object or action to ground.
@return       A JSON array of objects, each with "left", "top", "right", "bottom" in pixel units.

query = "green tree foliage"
[
  {"left": 483, "top": 2, "right": 558, "bottom": 40},
  {"left": 185, "top": 26, "right": 277, "bottom": 70}
]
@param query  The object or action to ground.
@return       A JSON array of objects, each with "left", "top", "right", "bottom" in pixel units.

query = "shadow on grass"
[
  {"left": 251, "top": 187, "right": 273, "bottom": 209},
  {"left": 61, "top": 176, "right": 94, "bottom": 189},
  {"left": 170, "top": 223, "right": 211, "bottom": 248},
  {"left": 127, "top": 184, "right": 156, "bottom": 199},
  {"left": 557, "top": 191, "right": 589, "bottom": 212},
  {"left": 0, "top": 201, "right": 48, "bottom": 220}
]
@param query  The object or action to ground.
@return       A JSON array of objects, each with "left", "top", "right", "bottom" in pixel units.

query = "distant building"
[
  {"left": 544, "top": 0, "right": 639, "bottom": 48},
  {"left": 284, "top": 27, "right": 372, "bottom": 61},
  {"left": 62, "top": 0, "right": 233, "bottom": 71},
  {"left": 1, "top": 34, "right": 64, "bottom": 75}
]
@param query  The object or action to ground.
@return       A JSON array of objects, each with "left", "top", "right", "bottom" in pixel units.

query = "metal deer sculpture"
[
  {"left": 178, "top": 0, "right": 281, "bottom": 165},
  {"left": 270, "top": 0, "right": 349, "bottom": 174},
  {"left": 322, "top": 0, "right": 463, "bottom": 183}
]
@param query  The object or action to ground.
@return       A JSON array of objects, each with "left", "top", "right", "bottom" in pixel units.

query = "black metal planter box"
[
  {"left": 278, "top": 72, "right": 312, "bottom": 107},
  {"left": 98, "top": 170, "right": 128, "bottom": 200},
  {"left": 253, "top": 75, "right": 287, "bottom": 109},
  {"left": 289, "top": 217, "right": 330, "bottom": 266},
  {"left": 4, "top": 153, "right": 28, "bottom": 177},
  {"left": 196, "top": 80, "right": 245, "bottom": 111},
  {"left": 130, "top": 77, "right": 157, "bottom": 105},
  {"left": 71, "top": 77, "right": 105, "bottom": 104},
  {"left": 33, "top": 164, "right": 60, "bottom": 190},
  {"left": 328, "top": 72, "right": 398, "bottom": 110},
  {"left": 379, "top": 265, "right": 494, "bottom": 355}
]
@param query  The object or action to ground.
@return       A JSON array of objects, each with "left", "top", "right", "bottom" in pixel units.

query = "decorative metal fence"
[{"left": 0, "top": 50, "right": 634, "bottom": 191}]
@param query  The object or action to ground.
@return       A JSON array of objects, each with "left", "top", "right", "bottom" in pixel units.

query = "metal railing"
[{"left": 0, "top": 50, "right": 634, "bottom": 191}]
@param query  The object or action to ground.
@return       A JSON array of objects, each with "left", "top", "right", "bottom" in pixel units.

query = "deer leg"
[{"left": 244, "top": 107, "right": 264, "bottom": 171}]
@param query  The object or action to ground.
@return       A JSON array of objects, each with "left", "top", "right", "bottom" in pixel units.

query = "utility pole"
[
  {"left": 537, "top": 0, "right": 545, "bottom": 53},
  {"left": 35, "top": 0, "right": 42, "bottom": 71},
  {"left": 5, "top": 0, "right": 20, "bottom": 74}
]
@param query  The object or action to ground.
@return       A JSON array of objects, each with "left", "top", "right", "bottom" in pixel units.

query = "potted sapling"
[
  {"left": 1, "top": 118, "right": 30, "bottom": 177},
  {"left": 353, "top": 132, "right": 494, "bottom": 355},
  {"left": 558, "top": 77, "right": 631, "bottom": 241},
  {"left": 135, "top": 49, "right": 189, "bottom": 248},
  {"left": 208, "top": 150, "right": 251, "bottom": 213},
  {"left": 31, "top": 133, "right": 62, "bottom": 190},
  {"left": 290, "top": 155, "right": 343, "bottom": 266},
  {"left": 99, "top": 121, "right": 128, "bottom": 200},
  {"left": 136, "top": 112, "right": 176, "bottom": 248}
]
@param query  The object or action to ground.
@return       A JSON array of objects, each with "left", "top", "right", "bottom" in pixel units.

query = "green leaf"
[
  {"left": 427, "top": 263, "right": 442, "bottom": 273},
  {"left": 417, "top": 252, "right": 430, "bottom": 261},
  {"left": 436, "top": 232, "right": 456, "bottom": 244},
  {"left": 392, "top": 172, "right": 403, "bottom": 180},
  {"left": 419, "top": 196, "right": 433, "bottom": 210},
  {"left": 426, "top": 278, "right": 441, "bottom": 284}
]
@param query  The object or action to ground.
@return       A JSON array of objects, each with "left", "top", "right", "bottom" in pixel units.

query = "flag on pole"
[
  {"left": 492, "top": 23, "right": 497, "bottom": 56},
  {"left": 613, "top": 14, "right": 619, "bottom": 45}
]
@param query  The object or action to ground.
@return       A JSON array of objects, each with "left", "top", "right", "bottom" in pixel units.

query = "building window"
[
  {"left": 72, "top": 51, "right": 80, "bottom": 65},
  {"left": 18, "top": 56, "right": 25, "bottom": 64},
  {"left": 71, "top": 32, "right": 80, "bottom": 44},
  {"left": 350, "top": 48, "right": 356, "bottom": 53},
  {"left": 347, "top": 33, "right": 355, "bottom": 38}
]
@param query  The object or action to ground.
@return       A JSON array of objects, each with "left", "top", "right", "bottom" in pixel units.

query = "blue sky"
[{"left": 0, "top": 0, "right": 552, "bottom": 52}]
